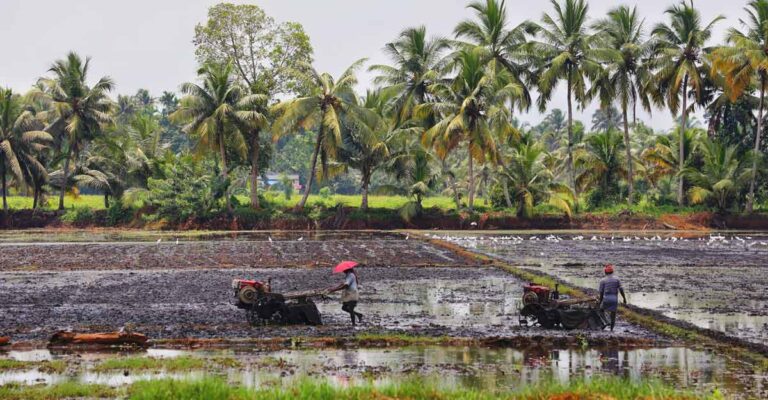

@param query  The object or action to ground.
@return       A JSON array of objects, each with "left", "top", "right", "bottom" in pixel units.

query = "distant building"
[{"left": 263, "top": 173, "right": 302, "bottom": 190}]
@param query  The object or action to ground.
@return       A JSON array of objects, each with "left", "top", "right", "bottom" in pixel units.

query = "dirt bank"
[{"left": 5, "top": 209, "right": 768, "bottom": 231}]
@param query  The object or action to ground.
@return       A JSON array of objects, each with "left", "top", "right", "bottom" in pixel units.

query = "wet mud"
[
  {"left": 0, "top": 266, "right": 655, "bottom": 342},
  {"left": 437, "top": 232, "right": 768, "bottom": 347},
  {"left": 0, "top": 237, "right": 470, "bottom": 271}
]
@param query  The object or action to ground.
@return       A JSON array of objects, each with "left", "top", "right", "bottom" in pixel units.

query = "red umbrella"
[{"left": 333, "top": 261, "right": 359, "bottom": 274}]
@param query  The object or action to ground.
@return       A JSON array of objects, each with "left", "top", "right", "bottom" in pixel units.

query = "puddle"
[
  {"left": 433, "top": 232, "right": 768, "bottom": 346},
  {"left": 1, "top": 346, "right": 763, "bottom": 398}
]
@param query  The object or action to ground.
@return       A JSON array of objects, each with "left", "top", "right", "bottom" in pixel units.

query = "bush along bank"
[{"left": 3, "top": 206, "right": 768, "bottom": 231}]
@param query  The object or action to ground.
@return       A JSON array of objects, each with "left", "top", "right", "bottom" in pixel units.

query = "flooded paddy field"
[
  {"left": 0, "top": 265, "right": 654, "bottom": 341},
  {"left": 0, "top": 345, "right": 763, "bottom": 398},
  {"left": 434, "top": 231, "right": 768, "bottom": 347}
]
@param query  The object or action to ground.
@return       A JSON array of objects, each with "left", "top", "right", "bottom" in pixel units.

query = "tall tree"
[
  {"left": 0, "top": 89, "right": 53, "bottom": 210},
  {"left": 713, "top": 0, "right": 768, "bottom": 212},
  {"left": 590, "top": 106, "right": 622, "bottom": 133},
  {"left": 172, "top": 62, "right": 265, "bottom": 213},
  {"left": 533, "top": 0, "right": 599, "bottom": 195},
  {"left": 651, "top": 0, "right": 723, "bottom": 205},
  {"left": 369, "top": 26, "right": 449, "bottom": 126},
  {"left": 421, "top": 48, "right": 521, "bottom": 210},
  {"left": 194, "top": 3, "right": 313, "bottom": 208},
  {"left": 454, "top": 0, "right": 538, "bottom": 112},
  {"left": 38, "top": 52, "right": 114, "bottom": 210},
  {"left": 591, "top": 5, "right": 653, "bottom": 205},
  {"left": 271, "top": 60, "right": 366, "bottom": 210}
]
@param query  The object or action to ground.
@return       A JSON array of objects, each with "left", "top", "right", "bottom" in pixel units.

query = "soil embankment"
[{"left": 4, "top": 209, "right": 768, "bottom": 231}]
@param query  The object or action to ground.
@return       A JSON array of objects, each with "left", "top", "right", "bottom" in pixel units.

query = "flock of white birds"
[{"left": 429, "top": 233, "right": 768, "bottom": 250}]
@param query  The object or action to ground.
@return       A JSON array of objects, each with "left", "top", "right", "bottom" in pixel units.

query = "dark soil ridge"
[
  {"left": 4, "top": 208, "right": 768, "bottom": 231},
  {"left": 419, "top": 233, "right": 768, "bottom": 367}
]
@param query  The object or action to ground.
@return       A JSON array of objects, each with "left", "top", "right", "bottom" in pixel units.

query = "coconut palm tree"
[
  {"left": 337, "top": 91, "right": 410, "bottom": 211},
  {"left": 651, "top": 0, "right": 724, "bottom": 205},
  {"left": 590, "top": 106, "right": 622, "bottom": 133},
  {"left": 172, "top": 62, "right": 265, "bottom": 213},
  {"left": 369, "top": 27, "right": 449, "bottom": 126},
  {"left": 713, "top": 0, "right": 768, "bottom": 212},
  {"left": 532, "top": 0, "right": 600, "bottom": 194},
  {"left": 271, "top": 59, "right": 366, "bottom": 209},
  {"left": 37, "top": 52, "right": 114, "bottom": 210},
  {"left": 420, "top": 48, "right": 522, "bottom": 210},
  {"left": 591, "top": 5, "right": 653, "bottom": 205},
  {"left": 454, "top": 0, "right": 538, "bottom": 112},
  {"left": 683, "top": 138, "right": 750, "bottom": 211},
  {"left": 500, "top": 136, "right": 573, "bottom": 218},
  {"left": 0, "top": 89, "right": 53, "bottom": 210},
  {"left": 576, "top": 130, "right": 626, "bottom": 200}
]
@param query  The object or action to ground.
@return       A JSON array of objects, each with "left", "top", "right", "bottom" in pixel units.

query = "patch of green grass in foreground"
[
  {"left": 91, "top": 355, "right": 239, "bottom": 372},
  {"left": 123, "top": 376, "right": 708, "bottom": 400},
  {"left": 0, "top": 382, "right": 116, "bottom": 400}
]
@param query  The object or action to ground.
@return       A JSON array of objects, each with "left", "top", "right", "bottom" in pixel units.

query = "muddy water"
[
  {"left": 0, "top": 230, "right": 406, "bottom": 243},
  {"left": 434, "top": 232, "right": 768, "bottom": 346},
  {"left": 0, "top": 346, "right": 762, "bottom": 398}
]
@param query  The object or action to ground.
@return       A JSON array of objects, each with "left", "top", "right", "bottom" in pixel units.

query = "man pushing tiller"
[
  {"left": 598, "top": 264, "right": 628, "bottom": 331},
  {"left": 328, "top": 261, "right": 364, "bottom": 326}
]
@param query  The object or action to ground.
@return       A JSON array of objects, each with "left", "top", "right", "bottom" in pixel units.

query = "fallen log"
[
  {"left": 49, "top": 331, "right": 148, "bottom": 347},
  {"left": 0, "top": 336, "right": 10, "bottom": 346}
]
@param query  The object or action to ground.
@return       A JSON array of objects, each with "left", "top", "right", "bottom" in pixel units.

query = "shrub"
[{"left": 60, "top": 206, "right": 96, "bottom": 224}]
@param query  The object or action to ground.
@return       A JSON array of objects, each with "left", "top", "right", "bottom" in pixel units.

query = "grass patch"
[
  {"left": 124, "top": 376, "right": 707, "bottom": 400},
  {"left": 0, "top": 359, "right": 66, "bottom": 374},
  {"left": 91, "top": 355, "right": 239, "bottom": 372},
  {"left": 0, "top": 382, "right": 116, "bottom": 400}
]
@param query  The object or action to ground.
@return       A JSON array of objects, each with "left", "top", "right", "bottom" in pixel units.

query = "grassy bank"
[{"left": 0, "top": 376, "right": 709, "bottom": 400}]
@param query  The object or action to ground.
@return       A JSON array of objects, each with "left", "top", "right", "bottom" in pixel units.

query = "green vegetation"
[
  {"left": 0, "top": 359, "right": 66, "bottom": 374},
  {"left": 0, "top": 376, "right": 704, "bottom": 400},
  {"left": 2, "top": 0, "right": 768, "bottom": 226},
  {"left": 91, "top": 355, "right": 239, "bottom": 372},
  {"left": 0, "top": 382, "right": 116, "bottom": 400},
  {"left": 126, "top": 377, "right": 706, "bottom": 400}
]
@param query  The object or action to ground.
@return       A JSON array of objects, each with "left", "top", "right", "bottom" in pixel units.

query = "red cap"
[{"left": 604, "top": 264, "right": 614, "bottom": 274}]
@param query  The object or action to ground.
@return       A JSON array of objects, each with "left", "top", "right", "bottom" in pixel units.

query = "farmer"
[
  {"left": 329, "top": 261, "right": 363, "bottom": 326},
  {"left": 598, "top": 264, "right": 627, "bottom": 331}
]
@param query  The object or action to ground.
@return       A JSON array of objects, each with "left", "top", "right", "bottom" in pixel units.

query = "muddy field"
[
  {"left": 0, "top": 265, "right": 655, "bottom": 342},
  {"left": 0, "top": 236, "right": 469, "bottom": 271},
  {"left": 437, "top": 232, "right": 768, "bottom": 346}
]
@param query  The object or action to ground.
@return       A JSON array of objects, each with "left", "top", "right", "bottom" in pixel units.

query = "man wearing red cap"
[{"left": 599, "top": 264, "right": 627, "bottom": 331}]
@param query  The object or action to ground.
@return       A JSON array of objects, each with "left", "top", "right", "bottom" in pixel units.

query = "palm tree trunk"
[
  {"left": 360, "top": 169, "right": 370, "bottom": 212},
  {"left": 747, "top": 81, "right": 765, "bottom": 213},
  {"left": 58, "top": 146, "right": 72, "bottom": 210},
  {"left": 33, "top": 185, "right": 38, "bottom": 210},
  {"left": 297, "top": 127, "right": 323, "bottom": 210},
  {"left": 218, "top": 129, "right": 232, "bottom": 214},
  {"left": 623, "top": 107, "right": 635, "bottom": 205},
  {"left": 566, "top": 69, "right": 577, "bottom": 197},
  {"left": 104, "top": 193, "right": 109, "bottom": 208},
  {"left": 467, "top": 141, "right": 475, "bottom": 211},
  {"left": 678, "top": 75, "right": 688, "bottom": 206},
  {"left": 1, "top": 162, "right": 6, "bottom": 212},
  {"left": 249, "top": 130, "right": 261, "bottom": 209}
]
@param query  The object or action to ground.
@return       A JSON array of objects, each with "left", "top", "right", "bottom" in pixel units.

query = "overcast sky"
[{"left": 0, "top": 0, "right": 737, "bottom": 130}]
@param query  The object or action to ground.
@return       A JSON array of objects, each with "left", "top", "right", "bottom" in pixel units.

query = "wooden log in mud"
[
  {"left": 49, "top": 331, "right": 148, "bottom": 347},
  {"left": 0, "top": 336, "right": 10, "bottom": 346}
]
